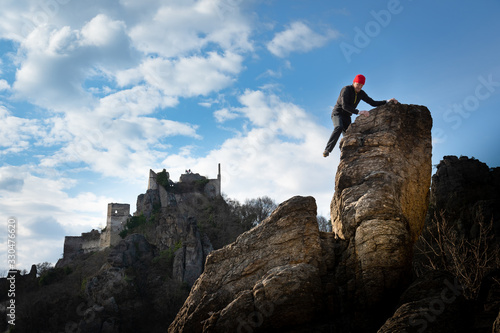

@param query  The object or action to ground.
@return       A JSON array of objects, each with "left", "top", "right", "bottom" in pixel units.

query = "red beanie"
[{"left": 353, "top": 74, "right": 366, "bottom": 85}]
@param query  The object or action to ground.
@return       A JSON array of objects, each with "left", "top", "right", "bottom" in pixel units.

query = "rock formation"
[
  {"left": 168, "top": 196, "right": 323, "bottom": 332},
  {"left": 83, "top": 234, "right": 155, "bottom": 333},
  {"left": 331, "top": 103, "right": 433, "bottom": 327},
  {"left": 58, "top": 168, "right": 223, "bottom": 285},
  {"left": 130, "top": 168, "right": 249, "bottom": 287},
  {"left": 427, "top": 155, "right": 500, "bottom": 237},
  {"left": 411, "top": 155, "right": 500, "bottom": 332},
  {"left": 169, "top": 103, "right": 434, "bottom": 332},
  {"left": 133, "top": 171, "right": 215, "bottom": 287}
]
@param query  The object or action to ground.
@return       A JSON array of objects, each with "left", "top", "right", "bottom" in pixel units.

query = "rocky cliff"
[{"left": 169, "top": 103, "right": 434, "bottom": 332}]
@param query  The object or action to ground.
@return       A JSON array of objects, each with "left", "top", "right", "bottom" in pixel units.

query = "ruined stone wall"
[
  {"left": 63, "top": 236, "right": 84, "bottom": 259},
  {"left": 62, "top": 229, "right": 102, "bottom": 261},
  {"left": 149, "top": 166, "right": 221, "bottom": 200},
  {"left": 81, "top": 229, "right": 101, "bottom": 252}
]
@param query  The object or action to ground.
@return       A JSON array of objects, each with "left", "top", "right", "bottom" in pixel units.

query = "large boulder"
[
  {"left": 168, "top": 196, "right": 323, "bottom": 333},
  {"left": 331, "top": 103, "right": 432, "bottom": 242},
  {"left": 331, "top": 103, "right": 433, "bottom": 330}
]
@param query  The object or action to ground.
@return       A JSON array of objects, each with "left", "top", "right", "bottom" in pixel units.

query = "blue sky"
[{"left": 1, "top": 0, "right": 499, "bottom": 272}]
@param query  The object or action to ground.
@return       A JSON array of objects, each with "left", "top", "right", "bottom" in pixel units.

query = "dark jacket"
[{"left": 332, "top": 85, "right": 387, "bottom": 116}]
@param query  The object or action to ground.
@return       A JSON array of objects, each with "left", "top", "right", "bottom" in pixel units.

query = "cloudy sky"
[{"left": 1, "top": 0, "right": 499, "bottom": 272}]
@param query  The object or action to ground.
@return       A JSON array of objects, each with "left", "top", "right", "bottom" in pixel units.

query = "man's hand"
[
  {"left": 359, "top": 110, "right": 369, "bottom": 116},
  {"left": 387, "top": 98, "right": 398, "bottom": 104}
]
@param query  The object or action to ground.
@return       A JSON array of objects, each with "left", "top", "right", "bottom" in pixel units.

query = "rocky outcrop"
[
  {"left": 168, "top": 196, "right": 323, "bottom": 333},
  {"left": 134, "top": 178, "right": 215, "bottom": 287},
  {"left": 331, "top": 103, "right": 433, "bottom": 329},
  {"left": 132, "top": 169, "right": 250, "bottom": 288},
  {"left": 169, "top": 103, "right": 434, "bottom": 332},
  {"left": 168, "top": 215, "right": 213, "bottom": 286},
  {"left": 136, "top": 189, "right": 162, "bottom": 220},
  {"left": 427, "top": 155, "right": 500, "bottom": 237},
  {"left": 106, "top": 233, "right": 154, "bottom": 268},
  {"left": 83, "top": 234, "right": 156, "bottom": 332},
  {"left": 331, "top": 103, "right": 432, "bottom": 242},
  {"left": 414, "top": 155, "right": 500, "bottom": 332}
]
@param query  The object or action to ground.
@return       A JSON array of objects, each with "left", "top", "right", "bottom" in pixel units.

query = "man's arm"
[{"left": 360, "top": 91, "right": 387, "bottom": 107}]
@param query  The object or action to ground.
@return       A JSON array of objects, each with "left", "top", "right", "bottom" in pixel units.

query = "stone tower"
[{"left": 100, "top": 203, "right": 130, "bottom": 248}]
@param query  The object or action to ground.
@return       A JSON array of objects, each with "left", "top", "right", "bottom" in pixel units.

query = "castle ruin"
[
  {"left": 58, "top": 203, "right": 130, "bottom": 265},
  {"left": 58, "top": 165, "right": 221, "bottom": 265}
]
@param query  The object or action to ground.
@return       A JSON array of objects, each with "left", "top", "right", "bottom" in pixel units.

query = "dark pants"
[{"left": 324, "top": 113, "right": 351, "bottom": 153}]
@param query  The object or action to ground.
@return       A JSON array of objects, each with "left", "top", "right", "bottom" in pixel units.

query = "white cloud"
[
  {"left": 0, "top": 171, "right": 24, "bottom": 193},
  {"left": 267, "top": 21, "right": 339, "bottom": 58},
  {"left": 0, "top": 0, "right": 128, "bottom": 42},
  {"left": 38, "top": 108, "right": 201, "bottom": 179},
  {"left": 214, "top": 108, "right": 240, "bottom": 122},
  {"left": 33, "top": 86, "right": 199, "bottom": 180},
  {"left": 9, "top": 3, "right": 249, "bottom": 130},
  {"left": 0, "top": 106, "right": 45, "bottom": 155},
  {"left": 80, "top": 14, "right": 127, "bottom": 47},
  {"left": 129, "top": 0, "right": 252, "bottom": 58},
  {"left": 13, "top": 16, "right": 136, "bottom": 111},
  {"left": 95, "top": 85, "right": 177, "bottom": 118},
  {"left": 0, "top": 79, "right": 9, "bottom": 91},
  {"left": 121, "top": 51, "right": 244, "bottom": 97}
]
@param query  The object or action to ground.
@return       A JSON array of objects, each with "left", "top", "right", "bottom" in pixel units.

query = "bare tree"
[
  {"left": 317, "top": 216, "right": 331, "bottom": 232},
  {"left": 414, "top": 211, "right": 500, "bottom": 299},
  {"left": 36, "top": 262, "right": 53, "bottom": 277},
  {"left": 227, "top": 196, "right": 277, "bottom": 228}
]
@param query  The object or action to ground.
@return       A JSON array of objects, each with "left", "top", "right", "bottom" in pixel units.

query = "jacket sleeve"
[
  {"left": 339, "top": 86, "right": 359, "bottom": 115},
  {"left": 360, "top": 91, "right": 387, "bottom": 107}
]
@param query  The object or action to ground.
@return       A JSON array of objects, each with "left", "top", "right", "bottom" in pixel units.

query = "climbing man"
[{"left": 323, "top": 74, "right": 398, "bottom": 157}]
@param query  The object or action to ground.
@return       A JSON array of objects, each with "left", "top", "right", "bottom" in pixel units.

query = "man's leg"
[
  {"left": 341, "top": 114, "right": 351, "bottom": 133},
  {"left": 323, "top": 114, "right": 345, "bottom": 157}
]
